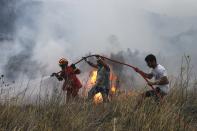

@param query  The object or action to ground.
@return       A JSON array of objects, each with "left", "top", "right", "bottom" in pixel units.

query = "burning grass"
[
  {"left": 0, "top": 88, "right": 196, "bottom": 131},
  {"left": 85, "top": 69, "right": 119, "bottom": 104}
]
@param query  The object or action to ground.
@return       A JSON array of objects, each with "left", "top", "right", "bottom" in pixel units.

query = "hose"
[{"left": 53, "top": 54, "right": 162, "bottom": 99}]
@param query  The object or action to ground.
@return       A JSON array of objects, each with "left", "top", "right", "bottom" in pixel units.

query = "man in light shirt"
[{"left": 135, "top": 54, "right": 169, "bottom": 100}]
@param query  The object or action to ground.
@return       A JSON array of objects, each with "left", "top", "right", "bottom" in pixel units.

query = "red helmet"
[{"left": 59, "top": 58, "right": 68, "bottom": 66}]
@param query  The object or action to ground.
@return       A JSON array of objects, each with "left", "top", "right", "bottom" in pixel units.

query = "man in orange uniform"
[{"left": 51, "top": 58, "right": 82, "bottom": 102}]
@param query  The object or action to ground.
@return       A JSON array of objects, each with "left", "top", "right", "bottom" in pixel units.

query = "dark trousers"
[
  {"left": 88, "top": 86, "right": 109, "bottom": 102},
  {"left": 145, "top": 87, "right": 167, "bottom": 101}
]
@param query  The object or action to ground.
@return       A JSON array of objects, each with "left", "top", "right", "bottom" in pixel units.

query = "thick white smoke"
[{"left": 1, "top": 0, "right": 197, "bottom": 79}]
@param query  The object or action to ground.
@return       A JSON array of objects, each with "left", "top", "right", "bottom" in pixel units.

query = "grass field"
[{"left": 0, "top": 85, "right": 196, "bottom": 131}]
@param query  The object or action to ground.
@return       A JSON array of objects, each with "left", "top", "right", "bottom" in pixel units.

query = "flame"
[
  {"left": 89, "top": 70, "right": 104, "bottom": 104},
  {"left": 111, "top": 86, "right": 116, "bottom": 94},
  {"left": 93, "top": 92, "right": 103, "bottom": 104},
  {"left": 90, "top": 71, "right": 97, "bottom": 84},
  {"left": 86, "top": 69, "right": 118, "bottom": 103}
]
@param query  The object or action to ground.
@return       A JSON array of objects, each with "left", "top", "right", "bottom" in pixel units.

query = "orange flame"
[
  {"left": 111, "top": 86, "right": 116, "bottom": 94},
  {"left": 90, "top": 71, "right": 97, "bottom": 84},
  {"left": 87, "top": 69, "right": 118, "bottom": 104},
  {"left": 88, "top": 70, "right": 103, "bottom": 104},
  {"left": 93, "top": 92, "right": 103, "bottom": 104}
]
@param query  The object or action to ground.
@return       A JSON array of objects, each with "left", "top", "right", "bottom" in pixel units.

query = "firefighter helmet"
[{"left": 59, "top": 58, "right": 68, "bottom": 66}]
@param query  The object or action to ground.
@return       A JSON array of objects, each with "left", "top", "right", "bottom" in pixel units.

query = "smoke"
[
  {"left": 0, "top": 0, "right": 16, "bottom": 38},
  {"left": 1, "top": 0, "right": 197, "bottom": 81},
  {"left": 0, "top": 0, "right": 75, "bottom": 79},
  {"left": 4, "top": 43, "right": 45, "bottom": 80}
]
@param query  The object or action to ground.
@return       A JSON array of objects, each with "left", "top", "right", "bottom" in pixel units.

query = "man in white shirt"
[{"left": 135, "top": 54, "right": 169, "bottom": 100}]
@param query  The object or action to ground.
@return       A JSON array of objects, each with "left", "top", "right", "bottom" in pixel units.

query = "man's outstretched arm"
[
  {"left": 134, "top": 68, "right": 153, "bottom": 79},
  {"left": 51, "top": 72, "right": 63, "bottom": 81},
  {"left": 97, "top": 58, "right": 110, "bottom": 70},
  {"left": 83, "top": 57, "right": 98, "bottom": 69}
]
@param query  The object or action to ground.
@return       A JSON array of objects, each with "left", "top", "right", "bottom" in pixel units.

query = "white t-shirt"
[{"left": 151, "top": 64, "right": 169, "bottom": 94}]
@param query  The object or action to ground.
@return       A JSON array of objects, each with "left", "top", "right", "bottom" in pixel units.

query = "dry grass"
[{"left": 0, "top": 87, "right": 196, "bottom": 131}]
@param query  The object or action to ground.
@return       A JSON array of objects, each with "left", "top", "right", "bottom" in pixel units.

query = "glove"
[
  {"left": 71, "top": 64, "right": 76, "bottom": 69},
  {"left": 51, "top": 72, "right": 57, "bottom": 77},
  {"left": 57, "top": 77, "right": 63, "bottom": 81}
]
